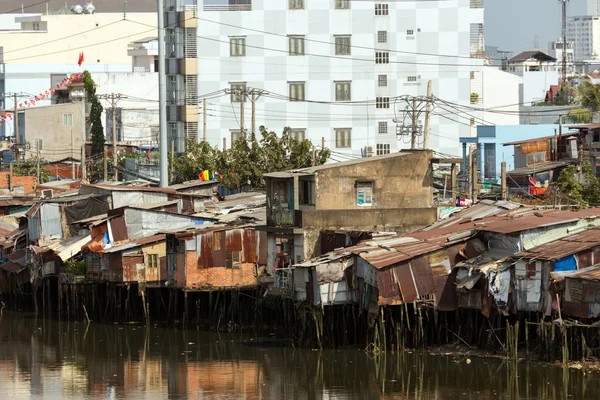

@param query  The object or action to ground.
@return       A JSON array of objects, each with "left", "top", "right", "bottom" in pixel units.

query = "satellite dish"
[
  {"left": 83, "top": 3, "right": 96, "bottom": 14},
  {"left": 71, "top": 4, "right": 83, "bottom": 14}
]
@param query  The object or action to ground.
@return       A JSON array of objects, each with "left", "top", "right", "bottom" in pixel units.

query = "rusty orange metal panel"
[
  {"left": 199, "top": 232, "right": 214, "bottom": 268},
  {"left": 393, "top": 263, "right": 418, "bottom": 303},
  {"left": 435, "top": 271, "right": 458, "bottom": 312},
  {"left": 213, "top": 231, "right": 226, "bottom": 267},
  {"left": 226, "top": 229, "right": 243, "bottom": 252},
  {"left": 578, "top": 250, "right": 594, "bottom": 269},
  {"left": 376, "top": 268, "right": 402, "bottom": 305},
  {"left": 175, "top": 253, "right": 186, "bottom": 286},
  {"left": 242, "top": 229, "right": 257, "bottom": 264},
  {"left": 159, "top": 256, "right": 166, "bottom": 282},
  {"left": 123, "top": 255, "right": 142, "bottom": 282},
  {"left": 410, "top": 256, "right": 436, "bottom": 298}
]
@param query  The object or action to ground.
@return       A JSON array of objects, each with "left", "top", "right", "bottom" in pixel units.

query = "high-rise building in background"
[
  {"left": 162, "top": 0, "right": 487, "bottom": 157},
  {"left": 588, "top": 0, "right": 600, "bottom": 15}
]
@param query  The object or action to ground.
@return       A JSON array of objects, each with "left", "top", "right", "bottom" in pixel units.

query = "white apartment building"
[
  {"left": 548, "top": 39, "right": 575, "bottom": 76},
  {"left": 567, "top": 15, "right": 600, "bottom": 62},
  {"left": 163, "top": 0, "right": 487, "bottom": 157},
  {"left": 0, "top": 12, "right": 158, "bottom": 139},
  {"left": 588, "top": 0, "right": 600, "bottom": 15}
]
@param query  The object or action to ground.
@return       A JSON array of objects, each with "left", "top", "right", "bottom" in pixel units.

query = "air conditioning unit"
[
  {"left": 365, "top": 146, "right": 374, "bottom": 157},
  {"left": 41, "top": 189, "right": 53, "bottom": 199}
]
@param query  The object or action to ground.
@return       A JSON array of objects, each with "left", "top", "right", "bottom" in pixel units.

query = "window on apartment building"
[
  {"left": 470, "top": 118, "right": 475, "bottom": 126},
  {"left": 356, "top": 182, "right": 373, "bottom": 206},
  {"left": 166, "top": 29, "right": 177, "bottom": 58},
  {"left": 335, "top": 81, "right": 351, "bottom": 101},
  {"left": 335, "top": 128, "right": 351, "bottom": 148},
  {"left": 289, "top": 36, "right": 305, "bottom": 55},
  {"left": 145, "top": 254, "right": 159, "bottom": 269},
  {"left": 62, "top": 113, "right": 73, "bottom": 126},
  {"left": 335, "top": 36, "right": 351, "bottom": 55},
  {"left": 377, "top": 31, "right": 387, "bottom": 43},
  {"left": 376, "top": 97, "right": 390, "bottom": 109},
  {"left": 375, "top": 3, "right": 389, "bottom": 15},
  {"left": 290, "top": 129, "right": 306, "bottom": 141},
  {"left": 376, "top": 143, "right": 390, "bottom": 155},
  {"left": 289, "top": 0, "right": 304, "bottom": 9},
  {"left": 299, "top": 180, "right": 316, "bottom": 205},
  {"left": 336, "top": 0, "right": 350, "bottom": 9},
  {"left": 470, "top": 71, "right": 475, "bottom": 79},
  {"left": 289, "top": 82, "right": 305, "bottom": 101},
  {"left": 226, "top": 251, "right": 241, "bottom": 269},
  {"left": 378, "top": 121, "right": 388, "bottom": 134},
  {"left": 231, "top": 129, "right": 243, "bottom": 144},
  {"left": 230, "top": 83, "right": 246, "bottom": 102},
  {"left": 375, "top": 51, "right": 389, "bottom": 64},
  {"left": 406, "top": 30, "right": 415, "bottom": 36},
  {"left": 33, "top": 22, "right": 40, "bottom": 31},
  {"left": 230, "top": 37, "right": 246, "bottom": 56},
  {"left": 407, "top": 76, "right": 417, "bottom": 82},
  {"left": 378, "top": 74, "right": 388, "bottom": 87}
]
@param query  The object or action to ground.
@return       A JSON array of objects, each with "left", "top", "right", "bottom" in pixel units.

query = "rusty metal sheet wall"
[
  {"left": 446, "top": 244, "right": 464, "bottom": 268},
  {"left": 578, "top": 250, "right": 594, "bottom": 269},
  {"left": 110, "top": 216, "right": 128, "bottom": 243},
  {"left": 457, "top": 289, "right": 482, "bottom": 310},
  {"left": 226, "top": 229, "right": 243, "bottom": 252},
  {"left": 582, "top": 281, "right": 600, "bottom": 303},
  {"left": 410, "top": 257, "right": 436, "bottom": 298},
  {"left": 425, "top": 250, "right": 451, "bottom": 277},
  {"left": 562, "top": 301, "right": 593, "bottom": 319},
  {"left": 123, "top": 255, "right": 143, "bottom": 282},
  {"left": 242, "top": 229, "right": 257, "bottom": 264},
  {"left": 394, "top": 263, "right": 418, "bottom": 303},
  {"left": 198, "top": 233, "right": 214, "bottom": 268},
  {"left": 376, "top": 269, "right": 401, "bottom": 306},
  {"left": 213, "top": 231, "right": 226, "bottom": 267},
  {"left": 434, "top": 271, "right": 458, "bottom": 311}
]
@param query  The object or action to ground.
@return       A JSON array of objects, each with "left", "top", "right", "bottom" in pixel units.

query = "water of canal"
[{"left": 0, "top": 311, "right": 597, "bottom": 399}]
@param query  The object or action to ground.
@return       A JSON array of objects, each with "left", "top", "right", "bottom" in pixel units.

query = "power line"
[{"left": 0, "top": 0, "right": 49, "bottom": 14}]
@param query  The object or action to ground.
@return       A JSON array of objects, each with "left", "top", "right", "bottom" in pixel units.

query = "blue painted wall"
[{"left": 461, "top": 124, "right": 568, "bottom": 181}]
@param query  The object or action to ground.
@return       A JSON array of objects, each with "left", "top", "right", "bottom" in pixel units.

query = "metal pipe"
[{"left": 158, "top": 0, "right": 168, "bottom": 187}]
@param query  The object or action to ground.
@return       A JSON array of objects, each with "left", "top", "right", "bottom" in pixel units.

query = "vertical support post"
[
  {"left": 240, "top": 89, "right": 245, "bottom": 134},
  {"left": 322, "top": 136, "right": 325, "bottom": 150},
  {"left": 450, "top": 163, "right": 458, "bottom": 199},
  {"left": 423, "top": 80, "right": 433, "bottom": 150},
  {"left": 9, "top": 161, "right": 13, "bottom": 192},
  {"left": 112, "top": 93, "right": 118, "bottom": 181},
  {"left": 466, "top": 148, "right": 472, "bottom": 200},
  {"left": 81, "top": 144, "right": 86, "bottom": 182},
  {"left": 411, "top": 97, "right": 418, "bottom": 149},
  {"left": 14, "top": 93, "right": 19, "bottom": 151},
  {"left": 157, "top": 0, "right": 168, "bottom": 187},
  {"left": 170, "top": 139, "right": 175, "bottom": 183},
  {"left": 223, "top": 137, "right": 227, "bottom": 152},
  {"left": 203, "top": 98, "right": 207, "bottom": 142},
  {"left": 71, "top": 129, "right": 75, "bottom": 179},
  {"left": 471, "top": 152, "right": 478, "bottom": 202},
  {"left": 501, "top": 161, "right": 507, "bottom": 200},
  {"left": 36, "top": 139, "right": 40, "bottom": 185}
]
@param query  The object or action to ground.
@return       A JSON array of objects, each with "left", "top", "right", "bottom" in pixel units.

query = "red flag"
[{"left": 78, "top": 52, "right": 84, "bottom": 67}]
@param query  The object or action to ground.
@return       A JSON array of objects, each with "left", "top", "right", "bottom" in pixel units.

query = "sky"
[{"left": 485, "top": 0, "right": 585, "bottom": 54}]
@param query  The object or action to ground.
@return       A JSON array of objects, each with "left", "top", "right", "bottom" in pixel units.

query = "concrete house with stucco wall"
[{"left": 259, "top": 150, "right": 437, "bottom": 289}]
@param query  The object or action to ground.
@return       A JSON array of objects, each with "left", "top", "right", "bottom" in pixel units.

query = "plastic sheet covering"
[
  {"left": 488, "top": 267, "right": 510, "bottom": 310},
  {"left": 84, "top": 223, "right": 108, "bottom": 253},
  {"left": 554, "top": 255, "right": 577, "bottom": 272},
  {"left": 63, "top": 196, "right": 109, "bottom": 224}
]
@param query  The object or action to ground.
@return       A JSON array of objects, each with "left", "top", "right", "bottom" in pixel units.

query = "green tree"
[
  {"left": 13, "top": 155, "right": 50, "bottom": 184},
  {"left": 170, "top": 140, "right": 218, "bottom": 183},
  {"left": 82, "top": 71, "right": 105, "bottom": 156},
  {"left": 578, "top": 81, "right": 600, "bottom": 114},
  {"left": 565, "top": 108, "right": 593, "bottom": 124},
  {"left": 556, "top": 164, "right": 585, "bottom": 207}
]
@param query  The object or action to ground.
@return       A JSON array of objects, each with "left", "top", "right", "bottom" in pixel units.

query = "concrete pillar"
[
  {"left": 462, "top": 142, "right": 468, "bottom": 176},
  {"left": 479, "top": 142, "right": 485, "bottom": 182},
  {"left": 266, "top": 233, "right": 276, "bottom": 275}
]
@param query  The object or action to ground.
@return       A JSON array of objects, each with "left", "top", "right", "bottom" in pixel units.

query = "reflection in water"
[{"left": 0, "top": 311, "right": 598, "bottom": 399}]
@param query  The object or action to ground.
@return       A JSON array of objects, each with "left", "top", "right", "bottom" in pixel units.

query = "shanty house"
[
  {"left": 165, "top": 226, "right": 266, "bottom": 291},
  {"left": 260, "top": 151, "right": 438, "bottom": 292}
]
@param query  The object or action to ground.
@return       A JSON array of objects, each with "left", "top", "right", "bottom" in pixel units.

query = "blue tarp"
[{"left": 554, "top": 255, "right": 577, "bottom": 272}]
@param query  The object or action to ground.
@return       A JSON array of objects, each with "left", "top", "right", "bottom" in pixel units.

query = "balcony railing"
[
  {"left": 470, "top": 0, "right": 483, "bottom": 8},
  {"left": 271, "top": 208, "right": 295, "bottom": 227},
  {"left": 203, "top": 4, "right": 251, "bottom": 11}
]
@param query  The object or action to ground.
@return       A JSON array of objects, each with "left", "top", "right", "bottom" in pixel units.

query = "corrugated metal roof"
[
  {"left": 515, "top": 228, "right": 600, "bottom": 260},
  {"left": 552, "top": 266, "right": 600, "bottom": 282},
  {"left": 46, "top": 234, "right": 91, "bottom": 261},
  {"left": 507, "top": 161, "right": 570, "bottom": 176}
]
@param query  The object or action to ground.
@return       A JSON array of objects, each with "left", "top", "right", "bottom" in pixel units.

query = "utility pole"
[
  {"left": 251, "top": 91, "right": 256, "bottom": 138},
  {"left": 103, "top": 148, "right": 108, "bottom": 182},
  {"left": 223, "top": 137, "right": 227, "bottom": 152},
  {"left": 422, "top": 80, "right": 433, "bottom": 150},
  {"left": 203, "top": 98, "right": 207, "bottom": 142},
  {"left": 14, "top": 93, "right": 19, "bottom": 161},
  {"left": 560, "top": 0, "right": 569, "bottom": 82},
  {"left": 240, "top": 89, "right": 245, "bottom": 134},
  {"left": 81, "top": 144, "right": 86, "bottom": 182},
  {"left": 170, "top": 140, "right": 175, "bottom": 183},
  {"left": 322, "top": 136, "right": 325, "bottom": 150},
  {"left": 501, "top": 161, "right": 507, "bottom": 200},
  {"left": 111, "top": 93, "right": 118, "bottom": 181},
  {"left": 157, "top": 0, "right": 168, "bottom": 188},
  {"left": 71, "top": 129, "right": 75, "bottom": 179},
  {"left": 411, "top": 97, "right": 418, "bottom": 149},
  {"left": 36, "top": 139, "right": 40, "bottom": 186},
  {"left": 471, "top": 153, "right": 478, "bottom": 202}
]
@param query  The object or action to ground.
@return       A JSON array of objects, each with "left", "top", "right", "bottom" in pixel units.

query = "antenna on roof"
[{"left": 123, "top": 0, "right": 128, "bottom": 20}]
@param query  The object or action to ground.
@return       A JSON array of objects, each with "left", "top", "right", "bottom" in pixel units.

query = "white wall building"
[
  {"left": 588, "top": 0, "right": 600, "bottom": 15},
  {"left": 163, "top": 0, "right": 487, "bottom": 157},
  {"left": 548, "top": 39, "right": 575, "bottom": 76},
  {"left": 567, "top": 15, "right": 600, "bottom": 62}
]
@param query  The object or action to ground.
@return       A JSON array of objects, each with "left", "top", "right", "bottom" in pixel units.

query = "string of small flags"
[{"left": 0, "top": 72, "right": 83, "bottom": 127}]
